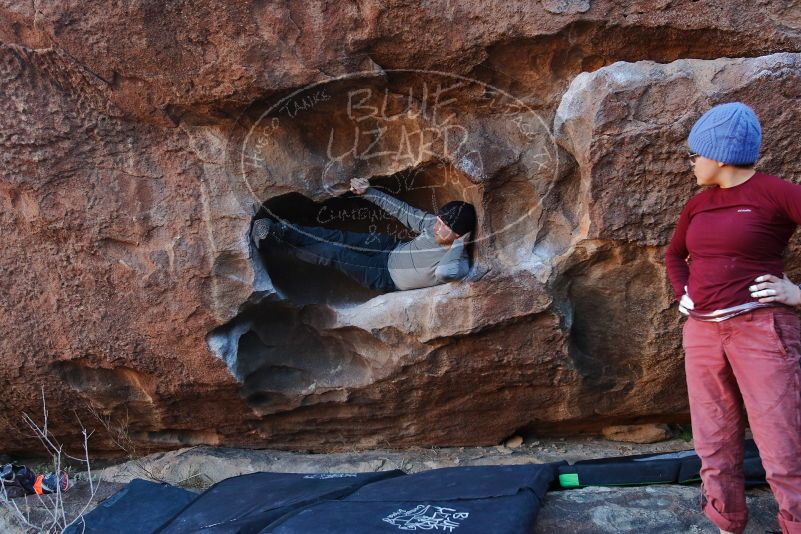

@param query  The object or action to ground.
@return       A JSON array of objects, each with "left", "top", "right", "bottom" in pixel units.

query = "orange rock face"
[{"left": 1, "top": 2, "right": 801, "bottom": 455}]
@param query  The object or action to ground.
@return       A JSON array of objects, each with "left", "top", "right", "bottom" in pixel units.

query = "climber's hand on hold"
[
  {"left": 350, "top": 177, "right": 370, "bottom": 195},
  {"left": 679, "top": 285, "right": 694, "bottom": 316}
]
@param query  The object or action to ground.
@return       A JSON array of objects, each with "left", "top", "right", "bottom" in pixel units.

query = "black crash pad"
[
  {"left": 64, "top": 478, "right": 197, "bottom": 534},
  {"left": 558, "top": 439, "right": 766, "bottom": 489},
  {"left": 156, "top": 470, "right": 404, "bottom": 534},
  {"left": 261, "top": 463, "right": 562, "bottom": 534}
]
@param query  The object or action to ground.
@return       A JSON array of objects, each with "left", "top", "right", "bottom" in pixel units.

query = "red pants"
[{"left": 684, "top": 306, "right": 801, "bottom": 534}]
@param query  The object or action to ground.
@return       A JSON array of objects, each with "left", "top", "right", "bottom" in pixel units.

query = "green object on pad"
[{"left": 559, "top": 473, "right": 580, "bottom": 488}]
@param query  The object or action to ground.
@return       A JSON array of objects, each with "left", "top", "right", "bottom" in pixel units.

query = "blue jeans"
[{"left": 267, "top": 222, "right": 399, "bottom": 292}]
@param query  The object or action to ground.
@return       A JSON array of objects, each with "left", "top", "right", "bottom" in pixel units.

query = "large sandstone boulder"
[
  {"left": 551, "top": 51, "right": 801, "bottom": 427},
  {"left": 1, "top": 2, "right": 801, "bottom": 455}
]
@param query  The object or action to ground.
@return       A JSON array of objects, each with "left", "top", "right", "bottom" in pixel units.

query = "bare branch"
[{"left": 1, "top": 387, "right": 102, "bottom": 533}]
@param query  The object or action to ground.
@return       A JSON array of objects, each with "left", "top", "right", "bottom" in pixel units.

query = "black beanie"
[{"left": 437, "top": 201, "right": 476, "bottom": 236}]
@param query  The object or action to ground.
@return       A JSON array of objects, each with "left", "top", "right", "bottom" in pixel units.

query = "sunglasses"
[{"left": 687, "top": 151, "right": 699, "bottom": 164}]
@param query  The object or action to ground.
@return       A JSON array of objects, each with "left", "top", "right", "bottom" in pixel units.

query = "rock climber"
[
  {"left": 665, "top": 101, "right": 801, "bottom": 534},
  {"left": 250, "top": 177, "right": 476, "bottom": 292}
]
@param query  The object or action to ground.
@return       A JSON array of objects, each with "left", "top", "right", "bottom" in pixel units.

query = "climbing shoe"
[
  {"left": 250, "top": 217, "right": 288, "bottom": 249},
  {"left": 35, "top": 471, "right": 70, "bottom": 494},
  {"left": 250, "top": 218, "right": 273, "bottom": 249}
]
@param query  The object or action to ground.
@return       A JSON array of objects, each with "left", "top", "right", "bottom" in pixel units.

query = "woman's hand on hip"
[{"left": 749, "top": 273, "right": 801, "bottom": 306}]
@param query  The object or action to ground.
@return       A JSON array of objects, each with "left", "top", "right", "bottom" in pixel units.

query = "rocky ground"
[{"left": 0, "top": 434, "right": 782, "bottom": 533}]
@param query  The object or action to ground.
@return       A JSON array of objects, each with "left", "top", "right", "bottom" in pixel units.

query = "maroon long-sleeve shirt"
[{"left": 665, "top": 171, "right": 801, "bottom": 313}]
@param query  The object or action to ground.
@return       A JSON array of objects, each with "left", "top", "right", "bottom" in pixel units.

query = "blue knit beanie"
[{"left": 687, "top": 102, "right": 761, "bottom": 165}]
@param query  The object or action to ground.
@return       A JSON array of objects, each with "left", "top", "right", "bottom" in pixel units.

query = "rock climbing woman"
[
  {"left": 250, "top": 178, "right": 476, "bottom": 292},
  {"left": 665, "top": 101, "right": 801, "bottom": 534}
]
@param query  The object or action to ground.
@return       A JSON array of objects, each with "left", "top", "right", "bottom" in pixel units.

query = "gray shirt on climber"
[{"left": 362, "top": 187, "right": 471, "bottom": 290}]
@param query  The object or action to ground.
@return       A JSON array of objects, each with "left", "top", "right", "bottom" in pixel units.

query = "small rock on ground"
[{"left": 602, "top": 424, "right": 673, "bottom": 444}]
